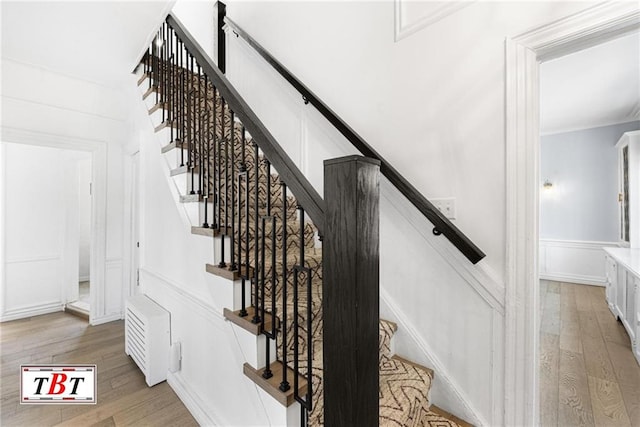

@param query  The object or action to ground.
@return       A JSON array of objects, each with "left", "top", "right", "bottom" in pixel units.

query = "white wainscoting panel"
[
  {"left": 139, "top": 267, "right": 282, "bottom": 427},
  {"left": 394, "top": 0, "right": 474, "bottom": 42},
  {"left": 539, "top": 239, "right": 619, "bottom": 286}
]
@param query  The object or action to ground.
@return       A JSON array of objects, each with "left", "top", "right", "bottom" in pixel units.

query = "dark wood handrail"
[
  {"left": 223, "top": 17, "right": 485, "bottom": 264},
  {"left": 166, "top": 13, "right": 325, "bottom": 235}
]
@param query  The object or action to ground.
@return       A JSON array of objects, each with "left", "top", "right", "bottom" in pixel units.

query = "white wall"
[
  {"left": 2, "top": 143, "right": 68, "bottom": 320},
  {"left": 171, "top": 0, "right": 215, "bottom": 60},
  {"left": 1, "top": 58, "right": 128, "bottom": 324},
  {"left": 539, "top": 121, "right": 640, "bottom": 285},
  {"left": 540, "top": 121, "right": 640, "bottom": 242},
  {"left": 224, "top": 0, "right": 599, "bottom": 283}
]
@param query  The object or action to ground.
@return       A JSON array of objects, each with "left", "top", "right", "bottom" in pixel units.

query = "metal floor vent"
[{"left": 125, "top": 294, "right": 170, "bottom": 387}]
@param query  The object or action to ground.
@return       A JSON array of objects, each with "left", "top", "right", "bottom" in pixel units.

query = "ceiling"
[
  {"left": 2, "top": 1, "right": 638, "bottom": 127},
  {"left": 1, "top": 1, "right": 173, "bottom": 87},
  {"left": 540, "top": 31, "right": 640, "bottom": 135}
]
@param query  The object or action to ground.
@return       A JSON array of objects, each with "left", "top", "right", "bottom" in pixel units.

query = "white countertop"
[{"left": 604, "top": 247, "right": 640, "bottom": 278}]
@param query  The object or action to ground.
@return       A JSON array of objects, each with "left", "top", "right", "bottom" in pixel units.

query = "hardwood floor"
[
  {"left": 0, "top": 312, "right": 197, "bottom": 427},
  {"left": 539, "top": 281, "right": 640, "bottom": 426}
]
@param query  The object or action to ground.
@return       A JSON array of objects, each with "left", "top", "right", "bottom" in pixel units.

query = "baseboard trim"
[
  {"left": 167, "top": 370, "right": 226, "bottom": 426},
  {"left": 139, "top": 267, "right": 225, "bottom": 323},
  {"left": 90, "top": 312, "right": 123, "bottom": 326},
  {"left": 540, "top": 273, "right": 605, "bottom": 287},
  {"left": 1, "top": 302, "right": 64, "bottom": 322},
  {"left": 539, "top": 239, "right": 617, "bottom": 287}
]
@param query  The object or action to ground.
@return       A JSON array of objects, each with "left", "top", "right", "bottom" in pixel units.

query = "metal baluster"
[
  {"left": 240, "top": 126, "right": 246, "bottom": 171},
  {"left": 303, "top": 207, "right": 313, "bottom": 417},
  {"left": 294, "top": 206, "right": 312, "bottom": 423},
  {"left": 147, "top": 46, "right": 152, "bottom": 90},
  {"left": 279, "top": 182, "right": 290, "bottom": 392},
  {"left": 155, "top": 29, "right": 159, "bottom": 106},
  {"left": 244, "top": 141, "right": 250, "bottom": 287},
  {"left": 216, "top": 97, "right": 223, "bottom": 233},
  {"left": 202, "top": 73, "right": 210, "bottom": 228},
  {"left": 168, "top": 27, "right": 173, "bottom": 143},
  {"left": 218, "top": 97, "right": 227, "bottom": 268},
  {"left": 161, "top": 23, "right": 166, "bottom": 124},
  {"left": 238, "top": 164, "right": 247, "bottom": 318},
  {"left": 251, "top": 142, "right": 261, "bottom": 324},
  {"left": 230, "top": 111, "right": 237, "bottom": 271},
  {"left": 293, "top": 206, "right": 300, "bottom": 411},
  {"left": 162, "top": 22, "right": 173, "bottom": 123},
  {"left": 197, "top": 64, "right": 203, "bottom": 196},
  {"left": 173, "top": 29, "right": 177, "bottom": 145},
  {"left": 179, "top": 40, "right": 185, "bottom": 166},
  {"left": 186, "top": 53, "right": 192, "bottom": 193},
  {"left": 212, "top": 87, "right": 218, "bottom": 229},
  {"left": 189, "top": 54, "right": 196, "bottom": 195},
  {"left": 262, "top": 162, "right": 275, "bottom": 380}
]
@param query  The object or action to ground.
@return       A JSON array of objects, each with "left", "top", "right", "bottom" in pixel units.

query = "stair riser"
[{"left": 172, "top": 171, "right": 200, "bottom": 194}]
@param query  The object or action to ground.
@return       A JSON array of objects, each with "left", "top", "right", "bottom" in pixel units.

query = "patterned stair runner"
[{"left": 141, "top": 59, "right": 469, "bottom": 427}]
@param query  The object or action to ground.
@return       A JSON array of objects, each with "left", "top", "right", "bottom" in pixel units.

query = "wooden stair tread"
[
  {"left": 148, "top": 102, "right": 168, "bottom": 115},
  {"left": 430, "top": 405, "right": 474, "bottom": 427},
  {"left": 170, "top": 165, "right": 200, "bottom": 176},
  {"left": 191, "top": 226, "right": 218, "bottom": 237},
  {"left": 137, "top": 72, "right": 149, "bottom": 86},
  {"left": 179, "top": 194, "right": 202, "bottom": 203},
  {"left": 391, "top": 354, "right": 434, "bottom": 377},
  {"left": 154, "top": 120, "right": 178, "bottom": 133},
  {"left": 142, "top": 85, "right": 157, "bottom": 100},
  {"left": 223, "top": 306, "right": 277, "bottom": 336},
  {"left": 206, "top": 262, "right": 254, "bottom": 281},
  {"left": 161, "top": 141, "right": 183, "bottom": 153},
  {"left": 243, "top": 362, "right": 306, "bottom": 407},
  {"left": 206, "top": 250, "right": 322, "bottom": 281}
]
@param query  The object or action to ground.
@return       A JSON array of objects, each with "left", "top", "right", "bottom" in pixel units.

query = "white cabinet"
[
  {"left": 604, "top": 248, "right": 640, "bottom": 366},
  {"left": 616, "top": 131, "right": 640, "bottom": 248},
  {"left": 605, "top": 254, "right": 617, "bottom": 314}
]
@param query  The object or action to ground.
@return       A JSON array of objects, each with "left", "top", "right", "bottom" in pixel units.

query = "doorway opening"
[
  {"left": 1, "top": 142, "right": 95, "bottom": 322},
  {"left": 504, "top": 3, "right": 640, "bottom": 425},
  {"left": 66, "top": 154, "right": 93, "bottom": 320}
]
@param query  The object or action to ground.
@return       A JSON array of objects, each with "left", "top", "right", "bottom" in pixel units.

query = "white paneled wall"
[
  {"left": 1, "top": 59, "right": 128, "bottom": 324},
  {"left": 224, "top": 23, "right": 503, "bottom": 425},
  {"left": 1, "top": 144, "right": 88, "bottom": 321},
  {"left": 539, "top": 239, "right": 619, "bottom": 286}
]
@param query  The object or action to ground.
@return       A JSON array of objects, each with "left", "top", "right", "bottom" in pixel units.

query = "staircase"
[{"left": 134, "top": 15, "right": 472, "bottom": 427}]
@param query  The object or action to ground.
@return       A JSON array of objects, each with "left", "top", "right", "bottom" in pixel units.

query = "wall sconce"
[{"left": 543, "top": 180, "right": 553, "bottom": 190}]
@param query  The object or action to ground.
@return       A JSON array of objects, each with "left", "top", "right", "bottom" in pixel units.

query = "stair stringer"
[
  {"left": 134, "top": 86, "right": 200, "bottom": 232},
  {"left": 132, "top": 71, "right": 299, "bottom": 426}
]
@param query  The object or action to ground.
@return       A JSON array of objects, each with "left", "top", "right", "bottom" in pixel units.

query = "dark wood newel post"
[
  {"left": 216, "top": 1, "right": 226, "bottom": 73},
  {"left": 323, "top": 155, "right": 380, "bottom": 426}
]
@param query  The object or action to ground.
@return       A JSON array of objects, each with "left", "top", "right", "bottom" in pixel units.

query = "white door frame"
[
  {"left": 504, "top": 3, "right": 640, "bottom": 425},
  {"left": 128, "top": 151, "right": 140, "bottom": 298},
  {"left": 0, "top": 127, "right": 108, "bottom": 325}
]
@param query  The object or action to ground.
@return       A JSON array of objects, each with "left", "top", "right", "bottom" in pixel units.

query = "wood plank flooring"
[
  {"left": 539, "top": 281, "right": 640, "bottom": 426},
  {"left": 1, "top": 312, "right": 197, "bottom": 427}
]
